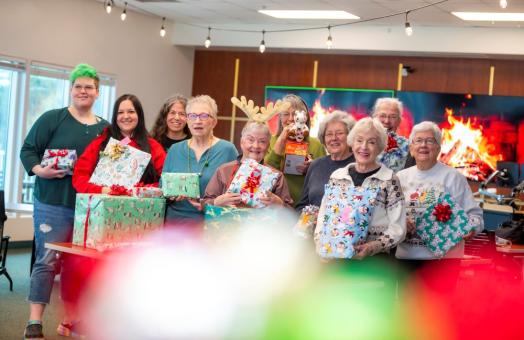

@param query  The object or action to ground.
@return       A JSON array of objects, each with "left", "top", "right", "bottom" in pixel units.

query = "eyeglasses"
[
  {"left": 169, "top": 111, "right": 187, "bottom": 118},
  {"left": 73, "top": 84, "right": 96, "bottom": 92},
  {"left": 187, "top": 112, "right": 212, "bottom": 121},
  {"left": 325, "top": 131, "right": 347, "bottom": 139},
  {"left": 413, "top": 138, "right": 438, "bottom": 145},
  {"left": 377, "top": 114, "right": 399, "bottom": 120}
]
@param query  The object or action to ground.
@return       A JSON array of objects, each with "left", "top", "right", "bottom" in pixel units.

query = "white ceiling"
[{"left": 120, "top": 0, "right": 524, "bottom": 29}]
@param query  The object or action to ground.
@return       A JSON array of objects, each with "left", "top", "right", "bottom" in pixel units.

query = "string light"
[
  {"left": 405, "top": 11, "right": 413, "bottom": 36},
  {"left": 500, "top": 0, "right": 508, "bottom": 9},
  {"left": 204, "top": 27, "right": 211, "bottom": 48},
  {"left": 326, "top": 25, "right": 333, "bottom": 49},
  {"left": 104, "top": 0, "right": 114, "bottom": 14},
  {"left": 160, "top": 17, "right": 166, "bottom": 37},
  {"left": 259, "top": 30, "right": 266, "bottom": 53},
  {"left": 121, "top": 2, "right": 127, "bottom": 21}
]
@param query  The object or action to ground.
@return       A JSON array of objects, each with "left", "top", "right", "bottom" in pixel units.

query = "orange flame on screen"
[{"left": 439, "top": 109, "right": 503, "bottom": 181}]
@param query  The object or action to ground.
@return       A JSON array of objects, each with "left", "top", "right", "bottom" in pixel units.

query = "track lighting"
[
  {"left": 405, "top": 11, "right": 413, "bottom": 36},
  {"left": 160, "top": 17, "right": 166, "bottom": 37},
  {"left": 326, "top": 25, "right": 333, "bottom": 49},
  {"left": 120, "top": 2, "right": 127, "bottom": 21},
  {"left": 104, "top": 0, "right": 113, "bottom": 14},
  {"left": 204, "top": 27, "right": 211, "bottom": 48},
  {"left": 259, "top": 30, "right": 266, "bottom": 53},
  {"left": 500, "top": 0, "right": 508, "bottom": 9}
]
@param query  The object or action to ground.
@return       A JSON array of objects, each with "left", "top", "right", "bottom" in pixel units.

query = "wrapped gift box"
[
  {"left": 40, "top": 149, "right": 77, "bottom": 175},
  {"left": 89, "top": 137, "right": 151, "bottom": 189},
  {"left": 132, "top": 186, "right": 163, "bottom": 198},
  {"left": 204, "top": 204, "right": 253, "bottom": 233},
  {"left": 73, "top": 194, "right": 165, "bottom": 251},
  {"left": 293, "top": 205, "right": 319, "bottom": 239},
  {"left": 378, "top": 132, "right": 409, "bottom": 173},
  {"left": 161, "top": 173, "right": 200, "bottom": 198},
  {"left": 416, "top": 193, "right": 473, "bottom": 257},
  {"left": 317, "top": 183, "right": 379, "bottom": 259},
  {"left": 227, "top": 159, "right": 279, "bottom": 208}
]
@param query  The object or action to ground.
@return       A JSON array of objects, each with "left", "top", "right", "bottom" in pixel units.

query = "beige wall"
[{"left": 1, "top": 0, "right": 195, "bottom": 241}]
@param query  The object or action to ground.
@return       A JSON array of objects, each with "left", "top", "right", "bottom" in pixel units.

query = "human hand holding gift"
[
  {"left": 40, "top": 148, "right": 78, "bottom": 176},
  {"left": 32, "top": 163, "right": 68, "bottom": 179},
  {"left": 214, "top": 192, "right": 242, "bottom": 207}
]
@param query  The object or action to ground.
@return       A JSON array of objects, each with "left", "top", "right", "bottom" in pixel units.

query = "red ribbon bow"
[
  {"left": 48, "top": 149, "right": 69, "bottom": 157},
  {"left": 243, "top": 173, "right": 261, "bottom": 194},
  {"left": 134, "top": 182, "right": 158, "bottom": 188},
  {"left": 109, "top": 184, "right": 132, "bottom": 196},
  {"left": 386, "top": 135, "right": 398, "bottom": 151},
  {"left": 433, "top": 203, "right": 452, "bottom": 222}
]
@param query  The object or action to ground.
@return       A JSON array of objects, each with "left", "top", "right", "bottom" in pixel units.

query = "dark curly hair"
[{"left": 150, "top": 94, "right": 190, "bottom": 142}]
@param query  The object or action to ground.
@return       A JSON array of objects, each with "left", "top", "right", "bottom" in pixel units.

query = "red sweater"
[{"left": 72, "top": 131, "right": 166, "bottom": 193}]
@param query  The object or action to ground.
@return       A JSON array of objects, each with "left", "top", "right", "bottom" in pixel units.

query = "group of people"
[{"left": 19, "top": 63, "right": 484, "bottom": 339}]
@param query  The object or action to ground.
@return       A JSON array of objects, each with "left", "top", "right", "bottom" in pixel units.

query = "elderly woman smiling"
[
  {"left": 203, "top": 121, "right": 293, "bottom": 208},
  {"left": 295, "top": 110, "right": 356, "bottom": 212},
  {"left": 314, "top": 117, "right": 406, "bottom": 259},
  {"left": 162, "top": 95, "right": 238, "bottom": 222},
  {"left": 395, "top": 121, "right": 483, "bottom": 261}
]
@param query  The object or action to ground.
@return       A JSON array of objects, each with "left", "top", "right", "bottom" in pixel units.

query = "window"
[{"left": 0, "top": 56, "right": 116, "bottom": 209}]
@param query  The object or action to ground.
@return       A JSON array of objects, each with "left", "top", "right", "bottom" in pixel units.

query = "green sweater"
[
  {"left": 264, "top": 135, "right": 326, "bottom": 204},
  {"left": 20, "top": 107, "right": 108, "bottom": 208}
]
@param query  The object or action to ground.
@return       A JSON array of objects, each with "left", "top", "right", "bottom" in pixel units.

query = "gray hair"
[
  {"left": 347, "top": 117, "right": 388, "bottom": 154},
  {"left": 372, "top": 97, "right": 403, "bottom": 121},
  {"left": 277, "top": 94, "right": 310, "bottom": 135},
  {"left": 241, "top": 121, "right": 271, "bottom": 141},
  {"left": 165, "top": 94, "right": 187, "bottom": 109},
  {"left": 317, "top": 110, "right": 356, "bottom": 146},
  {"left": 409, "top": 121, "right": 442, "bottom": 146},
  {"left": 186, "top": 95, "right": 218, "bottom": 119}
]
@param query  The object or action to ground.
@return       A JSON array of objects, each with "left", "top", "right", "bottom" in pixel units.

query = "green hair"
[{"left": 70, "top": 63, "right": 99, "bottom": 88}]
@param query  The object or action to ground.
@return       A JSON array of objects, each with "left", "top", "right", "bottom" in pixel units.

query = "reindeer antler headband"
[{"left": 231, "top": 96, "right": 290, "bottom": 124}]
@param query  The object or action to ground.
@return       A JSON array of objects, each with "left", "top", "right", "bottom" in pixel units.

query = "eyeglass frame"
[
  {"left": 187, "top": 112, "right": 214, "bottom": 121},
  {"left": 412, "top": 137, "right": 439, "bottom": 146}
]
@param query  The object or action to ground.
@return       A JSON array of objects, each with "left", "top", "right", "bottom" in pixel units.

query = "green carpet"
[{"left": 0, "top": 248, "right": 62, "bottom": 340}]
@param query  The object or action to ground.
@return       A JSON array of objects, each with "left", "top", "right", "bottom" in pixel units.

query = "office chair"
[{"left": 0, "top": 190, "right": 13, "bottom": 291}]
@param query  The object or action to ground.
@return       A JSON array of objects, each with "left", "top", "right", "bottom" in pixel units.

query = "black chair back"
[{"left": 0, "top": 190, "right": 6, "bottom": 226}]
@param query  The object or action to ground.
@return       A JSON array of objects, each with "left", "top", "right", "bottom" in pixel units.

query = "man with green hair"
[{"left": 20, "top": 63, "right": 109, "bottom": 339}]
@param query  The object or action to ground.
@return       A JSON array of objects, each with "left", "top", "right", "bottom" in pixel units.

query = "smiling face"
[
  {"left": 324, "top": 121, "right": 350, "bottom": 156},
  {"left": 279, "top": 106, "right": 296, "bottom": 128},
  {"left": 410, "top": 130, "right": 441, "bottom": 166},
  {"left": 166, "top": 101, "right": 187, "bottom": 134},
  {"left": 240, "top": 127, "right": 270, "bottom": 163},
  {"left": 352, "top": 128, "right": 382, "bottom": 168},
  {"left": 375, "top": 102, "right": 401, "bottom": 132},
  {"left": 70, "top": 77, "right": 99, "bottom": 111},
  {"left": 186, "top": 102, "right": 217, "bottom": 138},
  {"left": 116, "top": 99, "right": 139, "bottom": 137}
]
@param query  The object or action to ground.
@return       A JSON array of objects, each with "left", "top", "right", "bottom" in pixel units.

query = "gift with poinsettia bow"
[
  {"left": 227, "top": 158, "right": 279, "bottom": 208},
  {"left": 416, "top": 193, "right": 473, "bottom": 257},
  {"left": 41, "top": 149, "right": 77, "bottom": 175}
]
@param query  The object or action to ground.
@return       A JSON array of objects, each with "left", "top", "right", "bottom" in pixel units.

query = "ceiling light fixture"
[
  {"left": 258, "top": 10, "right": 359, "bottom": 20},
  {"left": 204, "top": 27, "right": 211, "bottom": 48},
  {"left": 326, "top": 25, "right": 333, "bottom": 49},
  {"left": 259, "top": 30, "right": 266, "bottom": 53},
  {"left": 160, "top": 17, "right": 166, "bottom": 37},
  {"left": 104, "top": 0, "right": 114, "bottom": 14},
  {"left": 121, "top": 2, "right": 127, "bottom": 21},
  {"left": 500, "top": 0, "right": 508, "bottom": 9},
  {"left": 405, "top": 11, "right": 413, "bottom": 36},
  {"left": 452, "top": 12, "right": 524, "bottom": 21}
]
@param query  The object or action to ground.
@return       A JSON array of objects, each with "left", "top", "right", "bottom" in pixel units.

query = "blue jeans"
[{"left": 28, "top": 198, "right": 74, "bottom": 304}]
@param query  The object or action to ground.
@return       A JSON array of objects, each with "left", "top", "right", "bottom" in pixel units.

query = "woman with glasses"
[
  {"left": 20, "top": 64, "right": 109, "bottom": 340},
  {"left": 203, "top": 121, "right": 293, "bottom": 208},
  {"left": 372, "top": 97, "right": 415, "bottom": 172},
  {"left": 150, "top": 94, "right": 191, "bottom": 151},
  {"left": 295, "top": 111, "right": 356, "bottom": 212},
  {"left": 72, "top": 94, "right": 166, "bottom": 193},
  {"left": 314, "top": 117, "right": 406, "bottom": 260},
  {"left": 264, "top": 94, "right": 326, "bottom": 205},
  {"left": 162, "top": 95, "right": 238, "bottom": 223},
  {"left": 395, "top": 122, "right": 483, "bottom": 279}
]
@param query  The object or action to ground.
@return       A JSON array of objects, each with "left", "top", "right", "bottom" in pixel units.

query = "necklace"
[{"left": 187, "top": 137, "right": 213, "bottom": 176}]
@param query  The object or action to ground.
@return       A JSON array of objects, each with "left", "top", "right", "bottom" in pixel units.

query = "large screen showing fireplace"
[{"left": 398, "top": 91, "right": 524, "bottom": 181}]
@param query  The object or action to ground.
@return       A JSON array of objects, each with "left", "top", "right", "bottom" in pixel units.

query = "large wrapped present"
[
  {"left": 161, "top": 173, "right": 200, "bottom": 198},
  {"left": 293, "top": 205, "right": 319, "bottom": 239},
  {"left": 40, "top": 149, "right": 77, "bottom": 175},
  {"left": 89, "top": 137, "right": 151, "bottom": 189},
  {"left": 416, "top": 193, "right": 473, "bottom": 257},
  {"left": 317, "top": 183, "right": 379, "bottom": 259},
  {"left": 378, "top": 132, "right": 409, "bottom": 172},
  {"left": 73, "top": 193, "right": 165, "bottom": 251},
  {"left": 227, "top": 158, "right": 279, "bottom": 208}
]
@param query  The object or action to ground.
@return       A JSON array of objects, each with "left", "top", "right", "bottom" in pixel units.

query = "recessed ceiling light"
[
  {"left": 258, "top": 10, "right": 359, "bottom": 20},
  {"left": 452, "top": 12, "right": 524, "bottom": 21}
]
